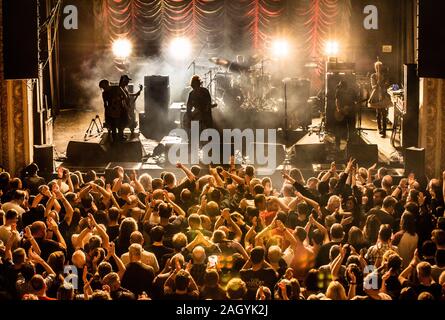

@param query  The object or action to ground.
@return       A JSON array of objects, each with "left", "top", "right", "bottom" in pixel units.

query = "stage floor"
[{"left": 53, "top": 107, "right": 402, "bottom": 167}]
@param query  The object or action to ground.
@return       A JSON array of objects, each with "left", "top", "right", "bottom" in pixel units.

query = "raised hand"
[
  {"left": 117, "top": 167, "right": 124, "bottom": 179},
  {"left": 330, "top": 161, "right": 336, "bottom": 173},
  {"left": 221, "top": 208, "right": 231, "bottom": 220},
  {"left": 47, "top": 216, "right": 58, "bottom": 232},
  {"left": 88, "top": 213, "right": 98, "bottom": 228},
  {"left": 24, "top": 226, "right": 32, "bottom": 239}
]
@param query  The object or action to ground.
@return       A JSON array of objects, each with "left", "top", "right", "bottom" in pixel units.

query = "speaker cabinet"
[
  {"left": 405, "top": 147, "right": 425, "bottom": 178},
  {"left": 346, "top": 144, "right": 378, "bottom": 167},
  {"left": 144, "top": 76, "right": 170, "bottom": 137},
  {"left": 402, "top": 64, "right": 419, "bottom": 148},
  {"left": 33, "top": 145, "right": 54, "bottom": 173},
  {"left": 418, "top": 0, "right": 445, "bottom": 78},
  {"left": 3, "top": 0, "right": 39, "bottom": 79},
  {"left": 291, "top": 144, "right": 327, "bottom": 167}
]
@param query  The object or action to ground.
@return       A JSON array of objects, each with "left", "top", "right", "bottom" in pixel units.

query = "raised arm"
[
  {"left": 47, "top": 217, "right": 67, "bottom": 249},
  {"left": 23, "top": 226, "right": 41, "bottom": 256},
  {"left": 89, "top": 213, "right": 110, "bottom": 249},
  {"left": 321, "top": 162, "right": 336, "bottom": 182},
  {"left": 176, "top": 163, "right": 196, "bottom": 182},
  {"left": 55, "top": 190, "right": 74, "bottom": 227},
  {"left": 111, "top": 167, "right": 124, "bottom": 193},
  {"left": 106, "top": 243, "right": 126, "bottom": 279},
  {"left": 331, "top": 245, "right": 346, "bottom": 281},
  {"left": 221, "top": 209, "right": 242, "bottom": 242},
  {"left": 29, "top": 249, "right": 56, "bottom": 276},
  {"left": 164, "top": 191, "right": 186, "bottom": 217}
]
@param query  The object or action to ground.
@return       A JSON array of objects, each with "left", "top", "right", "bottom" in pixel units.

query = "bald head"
[
  {"left": 268, "top": 245, "right": 282, "bottom": 264},
  {"left": 72, "top": 250, "right": 86, "bottom": 268},
  {"left": 31, "top": 221, "right": 46, "bottom": 238},
  {"left": 381, "top": 175, "right": 393, "bottom": 190},
  {"left": 192, "top": 246, "right": 206, "bottom": 264},
  {"left": 129, "top": 243, "right": 143, "bottom": 262}
]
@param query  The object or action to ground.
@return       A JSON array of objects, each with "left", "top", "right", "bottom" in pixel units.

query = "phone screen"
[{"left": 208, "top": 255, "right": 218, "bottom": 267}]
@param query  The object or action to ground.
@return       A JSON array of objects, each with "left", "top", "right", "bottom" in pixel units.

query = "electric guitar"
[
  {"left": 334, "top": 99, "right": 368, "bottom": 122},
  {"left": 182, "top": 103, "right": 218, "bottom": 129}
]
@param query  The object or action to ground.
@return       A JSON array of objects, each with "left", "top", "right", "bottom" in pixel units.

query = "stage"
[{"left": 53, "top": 105, "right": 404, "bottom": 185}]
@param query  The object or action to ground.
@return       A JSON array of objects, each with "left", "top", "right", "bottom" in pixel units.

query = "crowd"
[{"left": 0, "top": 157, "right": 445, "bottom": 301}]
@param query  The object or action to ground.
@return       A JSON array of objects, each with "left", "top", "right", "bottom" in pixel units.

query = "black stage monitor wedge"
[
  {"left": 418, "top": 0, "right": 445, "bottom": 79},
  {"left": 3, "top": 0, "right": 39, "bottom": 79},
  {"left": 346, "top": 144, "right": 378, "bottom": 168},
  {"left": 291, "top": 144, "right": 327, "bottom": 167}
]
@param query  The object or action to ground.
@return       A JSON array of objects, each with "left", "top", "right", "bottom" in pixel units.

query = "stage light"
[
  {"left": 169, "top": 37, "right": 192, "bottom": 60},
  {"left": 112, "top": 39, "right": 132, "bottom": 59},
  {"left": 271, "top": 39, "right": 290, "bottom": 58},
  {"left": 325, "top": 41, "right": 340, "bottom": 56}
]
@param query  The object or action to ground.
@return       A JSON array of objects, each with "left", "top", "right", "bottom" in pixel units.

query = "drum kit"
[{"left": 207, "top": 55, "right": 279, "bottom": 112}]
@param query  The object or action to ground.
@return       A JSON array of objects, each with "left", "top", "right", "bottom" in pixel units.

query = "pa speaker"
[
  {"left": 346, "top": 144, "right": 378, "bottom": 167},
  {"left": 402, "top": 64, "right": 419, "bottom": 148},
  {"left": 291, "top": 144, "right": 327, "bottom": 167},
  {"left": 144, "top": 76, "right": 170, "bottom": 136},
  {"left": 418, "top": 0, "right": 445, "bottom": 78},
  {"left": 404, "top": 147, "right": 425, "bottom": 178},
  {"left": 33, "top": 145, "right": 54, "bottom": 173},
  {"left": 3, "top": 0, "right": 38, "bottom": 79}
]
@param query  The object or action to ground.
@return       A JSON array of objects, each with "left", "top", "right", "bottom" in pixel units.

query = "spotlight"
[
  {"left": 112, "top": 38, "right": 133, "bottom": 59},
  {"left": 325, "top": 41, "right": 340, "bottom": 56},
  {"left": 169, "top": 37, "right": 192, "bottom": 60},
  {"left": 271, "top": 39, "right": 290, "bottom": 58}
]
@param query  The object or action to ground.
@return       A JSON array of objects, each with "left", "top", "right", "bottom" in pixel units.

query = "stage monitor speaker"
[
  {"left": 66, "top": 141, "right": 108, "bottom": 165},
  {"left": 402, "top": 64, "right": 419, "bottom": 148},
  {"left": 346, "top": 144, "right": 378, "bottom": 167},
  {"left": 66, "top": 137, "right": 144, "bottom": 165},
  {"left": 418, "top": 0, "right": 445, "bottom": 78},
  {"left": 33, "top": 145, "right": 54, "bottom": 173},
  {"left": 291, "top": 144, "right": 327, "bottom": 167},
  {"left": 3, "top": 0, "right": 39, "bottom": 79},
  {"left": 325, "top": 73, "right": 357, "bottom": 132},
  {"left": 249, "top": 143, "right": 286, "bottom": 167},
  {"left": 144, "top": 76, "right": 170, "bottom": 136},
  {"left": 404, "top": 147, "right": 425, "bottom": 178},
  {"left": 286, "top": 78, "right": 311, "bottom": 129}
]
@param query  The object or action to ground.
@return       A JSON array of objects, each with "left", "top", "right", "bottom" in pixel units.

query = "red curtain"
[{"left": 95, "top": 0, "right": 350, "bottom": 63}]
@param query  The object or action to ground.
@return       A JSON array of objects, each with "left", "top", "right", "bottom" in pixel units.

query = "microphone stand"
[{"left": 187, "top": 40, "right": 208, "bottom": 75}]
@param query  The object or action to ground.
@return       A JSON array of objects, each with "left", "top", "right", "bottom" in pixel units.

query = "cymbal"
[{"left": 209, "top": 57, "right": 230, "bottom": 67}]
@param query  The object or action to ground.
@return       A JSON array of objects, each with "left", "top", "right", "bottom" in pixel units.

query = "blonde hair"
[{"left": 325, "top": 281, "right": 347, "bottom": 300}]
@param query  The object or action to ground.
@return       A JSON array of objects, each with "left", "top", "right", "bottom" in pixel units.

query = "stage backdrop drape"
[{"left": 93, "top": 0, "right": 351, "bottom": 62}]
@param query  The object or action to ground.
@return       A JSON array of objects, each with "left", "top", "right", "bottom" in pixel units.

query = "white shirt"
[
  {"left": 121, "top": 250, "right": 159, "bottom": 273},
  {"left": 0, "top": 225, "right": 20, "bottom": 249},
  {"left": 1, "top": 202, "right": 25, "bottom": 216},
  {"left": 398, "top": 232, "right": 419, "bottom": 268}
]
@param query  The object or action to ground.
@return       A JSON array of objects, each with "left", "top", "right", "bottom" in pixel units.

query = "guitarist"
[
  {"left": 335, "top": 80, "right": 358, "bottom": 150},
  {"left": 186, "top": 75, "right": 215, "bottom": 134}
]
